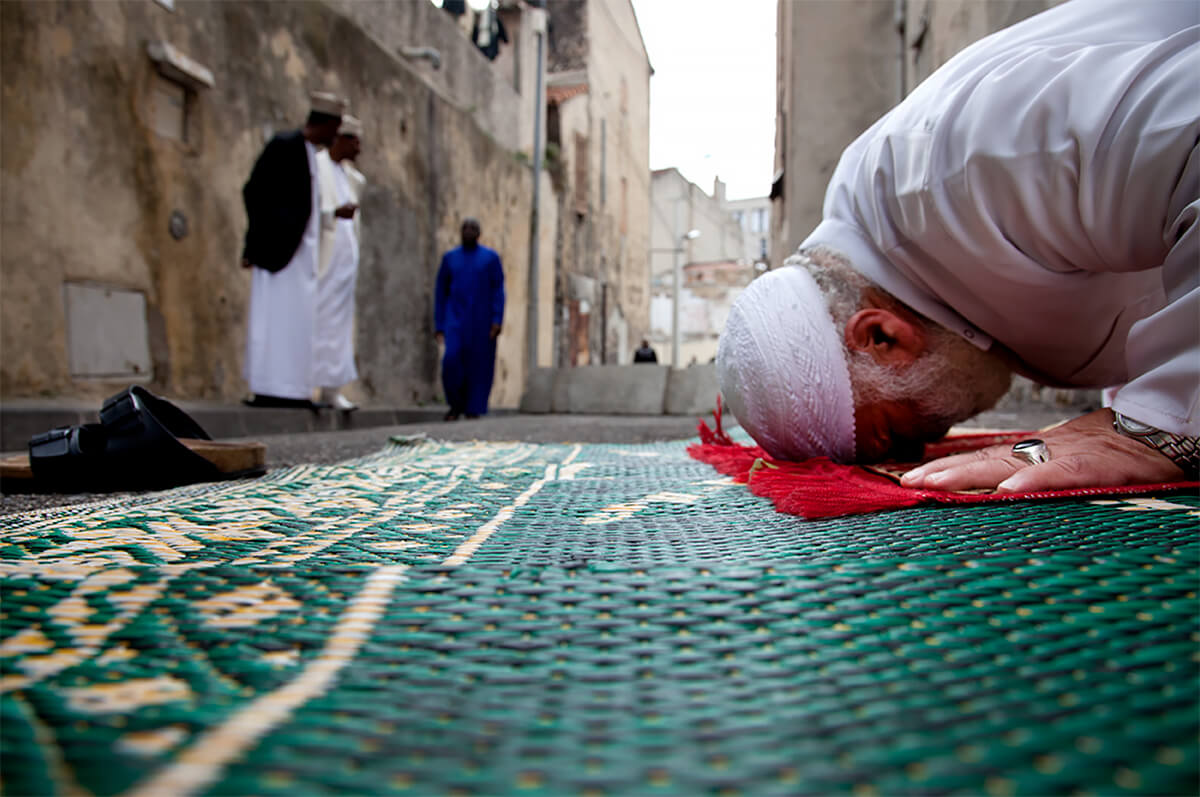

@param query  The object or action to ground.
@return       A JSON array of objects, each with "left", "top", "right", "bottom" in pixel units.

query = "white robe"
[
  {"left": 243, "top": 140, "right": 319, "bottom": 399},
  {"left": 312, "top": 158, "right": 361, "bottom": 388},
  {"left": 802, "top": 0, "right": 1199, "bottom": 435}
]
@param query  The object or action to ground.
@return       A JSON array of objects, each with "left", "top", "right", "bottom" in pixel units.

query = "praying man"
[
  {"left": 717, "top": 0, "right": 1198, "bottom": 493},
  {"left": 434, "top": 218, "right": 506, "bottom": 421}
]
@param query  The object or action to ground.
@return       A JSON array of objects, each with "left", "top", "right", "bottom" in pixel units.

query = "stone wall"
[{"left": 0, "top": 0, "right": 536, "bottom": 408}]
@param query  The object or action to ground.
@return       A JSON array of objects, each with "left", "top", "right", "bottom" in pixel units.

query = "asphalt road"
[{"left": 0, "top": 407, "right": 1077, "bottom": 517}]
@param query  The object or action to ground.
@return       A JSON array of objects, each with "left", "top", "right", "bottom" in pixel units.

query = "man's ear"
[{"left": 844, "top": 307, "right": 926, "bottom": 365}]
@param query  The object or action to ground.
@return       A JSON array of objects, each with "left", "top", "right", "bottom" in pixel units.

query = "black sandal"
[
  {"left": 1, "top": 387, "right": 266, "bottom": 493},
  {"left": 25, "top": 423, "right": 110, "bottom": 492}
]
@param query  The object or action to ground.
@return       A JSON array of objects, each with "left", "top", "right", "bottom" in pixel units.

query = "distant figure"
[
  {"left": 435, "top": 218, "right": 505, "bottom": 421},
  {"left": 241, "top": 91, "right": 346, "bottom": 408},
  {"left": 313, "top": 114, "right": 365, "bottom": 412},
  {"left": 633, "top": 339, "right": 658, "bottom": 364}
]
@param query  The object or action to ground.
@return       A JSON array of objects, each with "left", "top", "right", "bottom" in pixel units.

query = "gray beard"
[{"left": 849, "top": 325, "right": 1012, "bottom": 442}]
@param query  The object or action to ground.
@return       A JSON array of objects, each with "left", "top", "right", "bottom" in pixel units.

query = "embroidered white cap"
[
  {"left": 309, "top": 91, "right": 347, "bottom": 117},
  {"left": 339, "top": 114, "right": 363, "bottom": 138},
  {"left": 716, "top": 266, "right": 856, "bottom": 462}
]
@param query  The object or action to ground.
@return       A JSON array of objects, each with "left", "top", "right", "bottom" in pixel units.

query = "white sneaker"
[{"left": 332, "top": 393, "right": 358, "bottom": 412}]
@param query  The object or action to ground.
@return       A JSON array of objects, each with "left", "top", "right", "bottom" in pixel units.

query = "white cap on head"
[
  {"left": 309, "top": 90, "right": 347, "bottom": 116},
  {"left": 339, "top": 114, "right": 363, "bottom": 137},
  {"left": 716, "top": 265, "right": 856, "bottom": 462}
]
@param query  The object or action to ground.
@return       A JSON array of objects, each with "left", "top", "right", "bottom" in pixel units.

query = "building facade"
[
  {"left": 649, "top": 169, "right": 754, "bottom": 367},
  {"left": 544, "top": 0, "right": 652, "bottom": 367},
  {"left": 718, "top": 178, "right": 771, "bottom": 269}
]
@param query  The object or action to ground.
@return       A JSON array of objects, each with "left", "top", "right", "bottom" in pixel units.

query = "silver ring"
[{"left": 1012, "top": 438, "right": 1051, "bottom": 466}]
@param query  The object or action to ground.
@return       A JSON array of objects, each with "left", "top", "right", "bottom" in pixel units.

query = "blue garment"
[{"left": 435, "top": 244, "right": 505, "bottom": 415}]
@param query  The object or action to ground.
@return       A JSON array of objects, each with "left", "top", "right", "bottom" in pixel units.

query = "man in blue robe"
[{"left": 435, "top": 218, "right": 505, "bottom": 420}]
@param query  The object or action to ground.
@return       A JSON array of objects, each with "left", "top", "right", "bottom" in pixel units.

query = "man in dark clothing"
[
  {"left": 241, "top": 91, "right": 347, "bottom": 408},
  {"left": 435, "top": 218, "right": 505, "bottom": 421},
  {"left": 633, "top": 340, "right": 658, "bottom": 363}
]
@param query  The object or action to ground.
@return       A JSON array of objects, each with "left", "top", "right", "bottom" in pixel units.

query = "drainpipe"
[
  {"left": 398, "top": 46, "right": 442, "bottom": 70},
  {"left": 526, "top": 7, "right": 547, "bottom": 375},
  {"left": 894, "top": 0, "right": 907, "bottom": 103}
]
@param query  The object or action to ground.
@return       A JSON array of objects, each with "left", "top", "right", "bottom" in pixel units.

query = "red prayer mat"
[{"left": 689, "top": 400, "right": 1200, "bottom": 519}]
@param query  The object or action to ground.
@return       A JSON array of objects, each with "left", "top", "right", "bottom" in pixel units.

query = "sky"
[{"left": 630, "top": 0, "right": 777, "bottom": 201}]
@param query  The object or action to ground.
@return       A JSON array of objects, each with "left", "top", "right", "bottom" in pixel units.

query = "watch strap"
[{"left": 1113, "top": 413, "right": 1200, "bottom": 478}]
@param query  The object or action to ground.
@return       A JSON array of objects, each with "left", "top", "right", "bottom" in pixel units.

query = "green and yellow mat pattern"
[{"left": 1, "top": 436, "right": 1197, "bottom": 795}]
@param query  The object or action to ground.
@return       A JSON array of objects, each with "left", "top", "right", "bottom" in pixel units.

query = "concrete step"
[
  {"left": 522, "top": 363, "right": 718, "bottom": 416},
  {"left": 0, "top": 399, "right": 463, "bottom": 453}
]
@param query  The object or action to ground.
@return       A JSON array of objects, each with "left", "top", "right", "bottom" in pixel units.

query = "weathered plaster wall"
[
  {"left": 324, "top": 0, "right": 526, "bottom": 154},
  {"left": 772, "top": 0, "right": 897, "bottom": 263},
  {"left": 584, "top": 0, "right": 651, "bottom": 364},
  {"left": 1, "top": 0, "right": 534, "bottom": 408},
  {"left": 546, "top": 0, "right": 650, "bottom": 367}
]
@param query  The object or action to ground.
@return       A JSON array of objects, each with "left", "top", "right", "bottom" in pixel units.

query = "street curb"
[{"left": 0, "top": 402, "right": 514, "bottom": 453}]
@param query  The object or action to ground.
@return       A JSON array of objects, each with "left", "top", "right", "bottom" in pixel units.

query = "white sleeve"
[
  {"left": 316, "top": 151, "right": 337, "bottom": 231},
  {"left": 1111, "top": 191, "right": 1200, "bottom": 435}
]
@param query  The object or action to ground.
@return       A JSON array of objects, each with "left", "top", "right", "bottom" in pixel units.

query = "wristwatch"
[{"left": 1112, "top": 412, "right": 1200, "bottom": 478}]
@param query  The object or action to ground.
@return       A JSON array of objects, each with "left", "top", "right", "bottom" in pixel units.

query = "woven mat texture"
[{"left": 1, "top": 436, "right": 1197, "bottom": 796}]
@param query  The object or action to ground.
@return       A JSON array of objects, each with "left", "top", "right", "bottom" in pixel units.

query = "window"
[
  {"left": 573, "top": 132, "right": 588, "bottom": 216},
  {"left": 750, "top": 208, "right": 766, "bottom": 234},
  {"left": 151, "top": 74, "right": 189, "bottom": 142},
  {"left": 600, "top": 119, "right": 607, "bottom": 207},
  {"left": 620, "top": 177, "right": 628, "bottom": 235},
  {"left": 145, "top": 40, "right": 212, "bottom": 144},
  {"left": 547, "top": 103, "right": 561, "bottom": 147}
]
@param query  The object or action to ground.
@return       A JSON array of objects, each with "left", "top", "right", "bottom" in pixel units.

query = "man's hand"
[
  {"left": 900, "top": 408, "right": 1185, "bottom": 493},
  {"left": 334, "top": 203, "right": 358, "bottom": 219},
  {"left": 490, "top": 323, "right": 502, "bottom": 340},
  {"left": 435, "top": 332, "right": 444, "bottom": 345}
]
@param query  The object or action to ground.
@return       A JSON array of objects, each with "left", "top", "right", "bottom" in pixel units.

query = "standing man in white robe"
[
  {"left": 241, "top": 91, "right": 347, "bottom": 408},
  {"left": 313, "top": 115, "right": 365, "bottom": 411}
]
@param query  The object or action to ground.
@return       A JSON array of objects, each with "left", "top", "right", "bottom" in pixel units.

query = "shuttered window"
[{"left": 573, "top": 132, "right": 588, "bottom": 216}]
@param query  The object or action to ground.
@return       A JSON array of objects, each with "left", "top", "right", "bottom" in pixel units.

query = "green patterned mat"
[{"left": 1, "top": 436, "right": 1197, "bottom": 796}]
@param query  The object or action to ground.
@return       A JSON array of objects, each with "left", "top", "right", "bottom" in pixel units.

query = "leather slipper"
[{"left": 0, "top": 387, "right": 266, "bottom": 493}]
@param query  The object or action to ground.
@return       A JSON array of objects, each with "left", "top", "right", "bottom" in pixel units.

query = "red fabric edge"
[{"left": 687, "top": 438, "right": 1200, "bottom": 520}]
